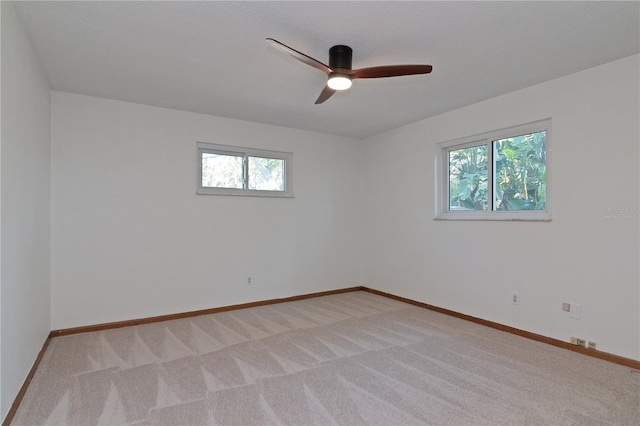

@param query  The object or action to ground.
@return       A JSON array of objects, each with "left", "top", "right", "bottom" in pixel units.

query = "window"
[
  {"left": 197, "top": 142, "right": 293, "bottom": 197},
  {"left": 435, "top": 119, "right": 550, "bottom": 221}
]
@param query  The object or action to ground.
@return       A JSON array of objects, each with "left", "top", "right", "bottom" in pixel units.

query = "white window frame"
[
  {"left": 197, "top": 142, "right": 294, "bottom": 198},
  {"left": 435, "top": 119, "right": 551, "bottom": 221}
]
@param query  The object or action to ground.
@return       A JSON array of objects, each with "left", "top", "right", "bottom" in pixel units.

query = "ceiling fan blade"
[
  {"left": 266, "top": 38, "right": 332, "bottom": 74},
  {"left": 351, "top": 64, "right": 432, "bottom": 79},
  {"left": 314, "top": 86, "right": 336, "bottom": 104}
]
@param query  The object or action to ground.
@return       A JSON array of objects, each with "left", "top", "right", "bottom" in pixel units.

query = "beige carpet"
[{"left": 11, "top": 291, "right": 640, "bottom": 425}]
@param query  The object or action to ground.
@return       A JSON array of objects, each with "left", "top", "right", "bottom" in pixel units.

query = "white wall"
[
  {"left": 363, "top": 55, "right": 640, "bottom": 360},
  {"left": 50, "top": 92, "right": 363, "bottom": 329},
  {"left": 0, "top": 2, "right": 51, "bottom": 419},
  {"left": 50, "top": 56, "right": 640, "bottom": 361}
]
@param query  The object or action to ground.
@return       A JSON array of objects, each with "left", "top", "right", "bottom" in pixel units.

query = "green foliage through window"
[
  {"left": 248, "top": 157, "right": 285, "bottom": 191},
  {"left": 493, "top": 131, "right": 546, "bottom": 211},
  {"left": 201, "top": 153, "right": 244, "bottom": 189},
  {"left": 447, "top": 131, "right": 546, "bottom": 212},
  {"left": 449, "top": 145, "right": 488, "bottom": 210},
  {"left": 197, "top": 142, "right": 293, "bottom": 197}
]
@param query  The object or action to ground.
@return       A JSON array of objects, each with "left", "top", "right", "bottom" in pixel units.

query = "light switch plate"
[{"left": 569, "top": 303, "right": 581, "bottom": 319}]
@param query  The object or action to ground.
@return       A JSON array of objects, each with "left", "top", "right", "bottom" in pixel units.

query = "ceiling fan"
[{"left": 266, "top": 38, "right": 433, "bottom": 104}]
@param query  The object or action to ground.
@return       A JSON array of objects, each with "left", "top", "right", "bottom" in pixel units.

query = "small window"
[
  {"left": 197, "top": 142, "right": 293, "bottom": 197},
  {"left": 435, "top": 119, "right": 550, "bottom": 221}
]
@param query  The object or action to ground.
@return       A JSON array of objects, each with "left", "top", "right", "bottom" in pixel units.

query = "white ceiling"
[{"left": 13, "top": 1, "right": 640, "bottom": 139}]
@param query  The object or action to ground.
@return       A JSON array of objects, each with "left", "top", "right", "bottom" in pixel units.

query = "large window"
[
  {"left": 435, "top": 119, "right": 550, "bottom": 221},
  {"left": 197, "top": 142, "right": 293, "bottom": 197}
]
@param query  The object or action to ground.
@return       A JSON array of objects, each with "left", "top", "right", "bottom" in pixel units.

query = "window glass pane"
[
  {"left": 248, "top": 156, "right": 285, "bottom": 191},
  {"left": 449, "top": 145, "right": 488, "bottom": 210},
  {"left": 201, "top": 152, "right": 243, "bottom": 189},
  {"left": 493, "top": 131, "right": 546, "bottom": 211}
]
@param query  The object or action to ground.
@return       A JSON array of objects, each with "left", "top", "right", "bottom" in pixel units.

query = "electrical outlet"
[
  {"left": 247, "top": 277, "right": 252, "bottom": 285},
  {"left": 511, "top": 293, "right": 520, "bottom": 305},
  {"left": 576, "top": 338, "right": 586, "bottom": 348},
  {"left": 588, "top": 341, "right": 596, "bottom": 350},
  {"left": 570, "top": 336, "right": 578, "bottom": 345}
]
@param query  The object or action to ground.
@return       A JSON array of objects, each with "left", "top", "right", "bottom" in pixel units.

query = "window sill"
[
  {"left": 434, "top": 211, "right": 551, "bottom": 221},
  {"left": 197, "top": 188, "right": 294, "bottom": 198}
]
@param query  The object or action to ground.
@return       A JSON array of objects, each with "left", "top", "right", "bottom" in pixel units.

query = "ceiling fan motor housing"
[{"left": 329, "top": 45, "right": 353, "bottom": 70}]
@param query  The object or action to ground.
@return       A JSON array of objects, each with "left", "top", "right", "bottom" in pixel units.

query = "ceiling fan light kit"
[
  {"left": 266, "top": 38, "right": 432, "bottom": 104},
  {"left": 327, "top": 73, "right": 352, "bottom": 90}
]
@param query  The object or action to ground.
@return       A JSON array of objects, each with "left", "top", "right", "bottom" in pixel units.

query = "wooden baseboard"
[
  {"left": 361, "top": 287, "right": 640, "bottom": 370},
  {"left": 44, "top": 285, "right": 640, "bottom": 369},
  {"left": 50, "top": 286, "right": 365, "bottom": 337},
  {"left": 2, "top": 337, "right": 52, "bottom": 426}
]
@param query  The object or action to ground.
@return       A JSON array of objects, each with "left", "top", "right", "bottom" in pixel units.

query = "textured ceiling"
[{"left": 13, "top": 1, "right": 640, "bottom": 138}]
